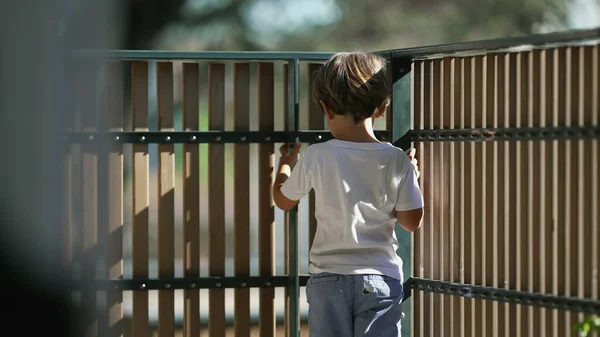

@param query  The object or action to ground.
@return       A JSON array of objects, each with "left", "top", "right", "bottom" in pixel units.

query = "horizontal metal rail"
[
  {"left": 405, "top": 278, "right": 600, "bottom": 314},
  {"left": 69, "top": 50, "right": 336, "bottom": 61},
  {"left": 408, "top": 125, "right": 600, "bottom": 142},
  {"left": 63, "top": 126, "right": 599, "bottom": 145},
  {"left": 388, "top": 27, "right": 600, "bottom": 59},
  {"left": 71, "top": 276, "right": 310, "bottom": 291},
  {"left": 64, "top": 130, "right": 392, "bottom": 144}
]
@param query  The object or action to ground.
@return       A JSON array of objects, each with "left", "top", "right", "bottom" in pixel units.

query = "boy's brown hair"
[{"left": 312, "top": 52, "right": 390, "bottom": 124}]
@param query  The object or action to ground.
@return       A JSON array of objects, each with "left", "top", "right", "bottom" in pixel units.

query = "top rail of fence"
[
  {"left": 69, "top": 50, "right": 338, "bottom": 61},
  {"left": 69, "top": 27, "right": 599, "bottom": 63},
  {"left": 385, "top": 26, "right": 600, "bottom": 60}
]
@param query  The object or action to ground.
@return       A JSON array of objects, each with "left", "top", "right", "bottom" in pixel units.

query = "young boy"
[{"left": 272, "top": 52, "right": 424, "bottom": 337}]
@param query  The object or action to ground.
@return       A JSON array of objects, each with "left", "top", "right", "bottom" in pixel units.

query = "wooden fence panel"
[
  {"left": 182, "top": 62, "right": 200, "bottom": 337},
  {"left": 411, "top": 44, "right": 600, "bottom": 337},
  {"left": 107, "top": 62, "right": 124, "bottom": 337},
  {"left": 208, "top": 63, "right": 226, "bottom": 337},
  {"left": 131, "top": 61, "right": 150, "bottom": 337},
  {"left": 157, "top": 61, "right": 176, "bottom": 337},
  {"left": 258, "top": 62, "right": 276, "bottom": 337},
  {"left": 234, "top": 62, "right": 251, "bottom": 337}
]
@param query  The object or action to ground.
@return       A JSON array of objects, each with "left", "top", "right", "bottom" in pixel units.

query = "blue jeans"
[{"left": 306, "top": 272, "right": 404, "bottom": 337}]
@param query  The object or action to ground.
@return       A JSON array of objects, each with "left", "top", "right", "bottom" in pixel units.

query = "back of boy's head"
[{"left": 312, "top": 52, "right": 390, "bottom": 124}]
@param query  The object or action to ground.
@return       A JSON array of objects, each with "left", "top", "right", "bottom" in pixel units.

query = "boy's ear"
[
  {"left": 320, "top": 100, "right": 335, "bottom": 120},
  {"left": 373, "top": 101, "right": 389, "bottom": 119}
]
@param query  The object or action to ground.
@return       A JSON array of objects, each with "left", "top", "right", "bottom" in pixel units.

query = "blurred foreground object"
[{"left": 0, "top": 0, "right": 121, "bottom": 335}]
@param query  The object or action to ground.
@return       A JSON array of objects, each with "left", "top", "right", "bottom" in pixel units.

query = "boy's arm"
[
  {"left": 272, "top": 142, "right": 310, "bottom": 211},
  {"left": 396, "top": 208, "right": 424, "bottom": 232},
  {"left": 273, "top": 162, "right": 300, "bottom": 211},
  {"left": 395, "top": 148, "right": 424, "bottom": 232}
]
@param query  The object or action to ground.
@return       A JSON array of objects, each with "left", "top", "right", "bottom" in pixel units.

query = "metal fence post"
[
  {"left": 391, "top": 56, "right": 414, "bottom": 337},
  {"left": 287, "top": 58, "right": 301, "bottom": 337}
]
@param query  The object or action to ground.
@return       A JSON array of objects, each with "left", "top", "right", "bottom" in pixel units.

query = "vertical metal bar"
[
  {"left": 591, "top": 45, "right": 599, "bottom": 304},
  {"left": 182, "top": 62, "right": 200, "bottom": 337},
  {"left": 208, "top": 63, "right": 226, "bottom": 337},
  {"left": 458, "top": 57, "right": 468, "bottom": 337},
  {"left": 157, "top": 61, "right": 175, "bottom": 337},
  {"left": 258, "top": 62, "right": 276, "bottom": 337},
  {"left": 430, "top": 58, "right": 442, "bottom": 337},
  {"left": 286, "top": 58, "right": 300, "bottom": 337},
  {"left": 390, "top": 56, "right": 412, "bottom": 337},
  {"left": 234, "top": 62, "right": 251, "bottom": 337},
  {"left": 283, "top": 62, "right": 291, "bottom": 336},
  {"left": 131, "top": 61, "right": 150, "bottom": 337},
  {"left": 591, "top": 44, "right": 599, "bottom": 304},
  {"left": 574, "top": 46, "right": 586, "bottom": 326},
  {"left": 525, "top": 50, "right": 537, "bottom": 337},
  {"left": 411, "top": 60, "right": 424, "bottom": 337},
  {"left": 505, "top": 53, "right": 521, "bottom": 336},
  {"left": 106, "top": 62, "right": 124, "bottom": 337},
  {"left": 496, "top": 53, "right": 509, "bottom": 337}
]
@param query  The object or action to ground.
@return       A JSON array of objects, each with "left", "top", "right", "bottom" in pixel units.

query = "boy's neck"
[{"left": 332, "top": 117, "right": 381, "bottom": 143}]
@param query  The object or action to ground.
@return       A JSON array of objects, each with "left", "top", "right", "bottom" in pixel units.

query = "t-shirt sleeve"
[
  {"left": 280, "top": 154, "right": 312, "bottom": 201},
  {"left": 395, "top": 154, "right": 424, "bottom": 211}
]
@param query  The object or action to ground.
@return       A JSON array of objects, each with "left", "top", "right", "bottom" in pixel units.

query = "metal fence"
[
  {"left": 396, "top": 29, "right": 600, "bottom": 337},
  {"left": 64, "top": 27, "right": 600, "bottom": 337}
]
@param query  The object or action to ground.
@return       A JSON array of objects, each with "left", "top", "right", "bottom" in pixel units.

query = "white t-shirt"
[{"left": 281, "top": 139, "right": 424, "bottom": 282}]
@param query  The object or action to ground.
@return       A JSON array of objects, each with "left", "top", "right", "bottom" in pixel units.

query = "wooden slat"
[
  {"left": 473, "top": 55, "right": 485, "bottom": 337},
  {"left": 449, "top": 57, "right": 462, "bottom": 337},
  {"left": 107, "top": 62, "right": 124, "bottom": 337},
  {"left": 430, "top": 58, "right": 442, "bottom": 336},
  {"left": 80, "top": 62, "right": 98, "bottom": 337},
  {"left": 182, "top": 62, "right": 200, "bottom": 337},
  {"left": 566, "top": 46, "right": 578, "bottom": 333},
  {"left": 157, "top": 62, "right": 175, "bottom": 337},
  {"left": 464, "top": 56, "right": 476, "bottom": 337},
  {"left": 554, "top": 47, "right": 568, "bottom": 336},
  {"left": 131, "top": 61, "right": 149, "bottom": 337},
  {"left": 540, "top": 49, "right": 553, "bottom": 337},
  {"left": 258, "top": 63, "right": 275, "bottom": 337},
  {"left": 497, "top": 53, "right": 509, "bottom": 337},
  {"left": 440, "top": 57, "right": 452, "bottom": 337},
  {"left": 423, "top": 59, "right": 433, "bottom": 337},
  {"left": 307, "top": 63, "right": 323, "bottom": 249},
  {"left": 208, "top": 63, "right": 226, "bottom": 337},
  {"left": 233, "top": 62, "right": 251, "bottom": 337},
  {"left": 483, "top": 54, "right": 496, "bottom": 337}
]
